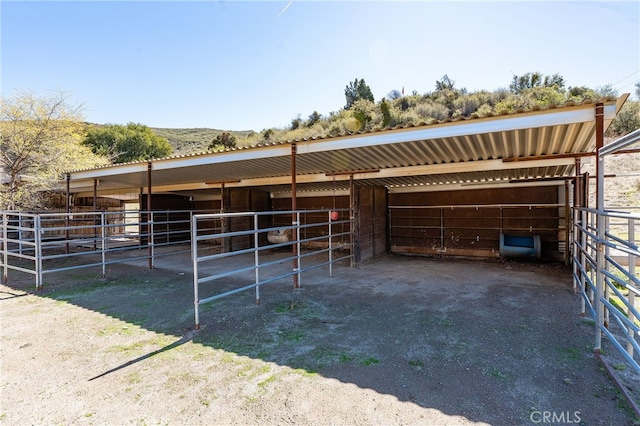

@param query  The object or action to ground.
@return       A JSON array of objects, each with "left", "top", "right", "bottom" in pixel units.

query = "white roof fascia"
[
  {"left": 152, "top": 144, "right": 291, "bottom": 171},
  {"left": 67, "top": 102, "right": 616, "bottom": 183},
  {"left": 70, "top": 163, "right": 148, "bottom": 180},
  {"left": 295, "top": 104, "right": 617, "bottom": 155}
]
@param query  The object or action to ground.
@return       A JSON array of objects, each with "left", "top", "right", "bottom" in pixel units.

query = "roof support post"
[
  {"left": 594, "top": 103, "right": 605, "bottom": 352},
  {"left": 291, "top": 143, "right": 299, "bottom": 288},
  {"left": 349, "top": 174, "right": 355, "bottom": 268},
  {"left": 595, "top": 103, "right": 605, "bottom": 211},
  {"left": 147, "top": 161, "right": 153, "bottom": 270},
  {"left": 93, "top": 178, "right": 98, "bottom": 251},
  {"left": 564, "top": 179, "right": 571, "bottom": 266},
  {"left": 574, "top": 158, "right": 582, "bottom": 208}
]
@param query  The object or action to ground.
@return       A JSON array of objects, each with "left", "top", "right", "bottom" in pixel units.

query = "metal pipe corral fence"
[
  {"left": 0, "top": 209, "right": 195, "bottom": 289},
  {"left": 191, "top": 209, "right": 354, "bottom": 330},
  {"left": 573, "top": 207, "right": 640, "bottom": 373}
]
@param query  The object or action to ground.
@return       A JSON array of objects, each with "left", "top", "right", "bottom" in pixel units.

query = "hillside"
[
  {"left": 585, "top": 138, "right": 640, "bottom": 208},
  {"left": 150, "top": 128, "right": 254, "bottom": 156}
]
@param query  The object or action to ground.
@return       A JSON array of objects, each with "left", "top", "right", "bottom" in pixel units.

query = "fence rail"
[
  {"left": 191, "top": 209, "right": 354, "bottom": 329},
  {"left": 573, "top": 207, "right": 640, "bottom": 373},
  {"left": 0, "top": 210, "right": 196, "bottom": 289},
  {"left": 0, "top": 207, "right": 354, "bottom": 330}
]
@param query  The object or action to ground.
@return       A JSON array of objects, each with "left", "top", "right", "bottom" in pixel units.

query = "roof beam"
[
  {"left": 503, "top": 152, "right": 595, "bottom": 162},
  {"left": 388, "top": 180, "right": 563, "bottom": 194},
  {"left": 212, "top": 157, "right": 576, "bottom": 187},
  {"left": 73, "top": 157, "right": 577, "bottom": 197}
]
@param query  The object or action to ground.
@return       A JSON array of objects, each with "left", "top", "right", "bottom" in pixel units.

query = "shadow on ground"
[{"left": 1, "top": 250, "right": 637, "bottom": 425}]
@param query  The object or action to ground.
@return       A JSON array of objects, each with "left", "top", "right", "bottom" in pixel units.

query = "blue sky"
[{"left": 2, "top": 1, "right": 639, "bottom": 131}]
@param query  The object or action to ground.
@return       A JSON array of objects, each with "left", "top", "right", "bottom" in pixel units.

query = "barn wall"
[
  {"left": 389, "top": 186, "right": 561, "bottom": 259},
  {"left": 140, "top": 194, "right": 192, "bottom": 244},
  {"left": 272, "top": 195, "right": 351, "bottom": 246},
  {"left": 225, "top": 188, "right": 271, "bottom": 250},
  {"left": 354, "top": 186, "right": 388, "bottom": 262},
  {"left": 193, "top": 200, "right": 221, "bottom": 212}
]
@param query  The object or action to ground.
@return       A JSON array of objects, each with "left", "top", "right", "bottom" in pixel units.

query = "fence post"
[
  {"left": 191, "top": 214, "right": 200, "bottom": 330},
  {"left": 2, "top": 213, "right": 7, "bottom": 284},
  {"left": 628, "top": 218, "right": 636, "bottom": 357},
  {"left": 101, "top": 212, "right": 107, "bottom": 278},
  {"left": 604, "top": 216, "right": 610, "bottom": 328},
  {"left": 329, "top": 210, "right": 333, "bottom": 278},
  {"left": 35, "top": 215, "right": 43, "bottom": 290},
  {"left": 587, "top": 211, "right": 594, "bottom": 305},
  {"left": 595, "top": 212, "right": 605, "bottom": 352},
  {"left": 580, "top": 210, "right": 587, "bottom": 316},
  {"left": 149, "top": 211, "right": 155, "bottom": 270},
  {"left": 254, "top": 213, "right": 260, "bottom": 305},
  {"left": 572, "top": 207, "right": 578, "bottom": 294},
  {"left": 296, "top": 211, "right": 302, "bottom": 287},
  {"left": 18, "top": 213, "right": 23, "bottom": 255}
]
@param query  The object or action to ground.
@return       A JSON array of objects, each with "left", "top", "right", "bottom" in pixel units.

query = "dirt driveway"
[{"left": 0, "top": 251, "right": 637, "bottom": 425}]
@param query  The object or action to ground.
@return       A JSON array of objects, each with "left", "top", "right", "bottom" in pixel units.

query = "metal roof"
[{"left": 69, "top": 96, "right": 627, "bottom": 200}]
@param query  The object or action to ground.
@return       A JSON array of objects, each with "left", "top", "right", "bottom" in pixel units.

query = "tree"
[
  {"left": 344, "top": 78, "right": 374, "bottom": 109},
  {"left": 542, "top": 73, "right": 565, "bottom": 90},
  {"left": 208, "top": 132, "right": 237, "bottom": 151},
  {"left": 567, "top": 86, "right": 599, "bottom": 101},
  {"left": 0, "top": 91, "right": 107, "bottom": 210},
  {"left": 307, "top": 111, "right": 322, "bottom": 127},
  {"left": 351, "top": 99, "right": 375, "bottom": 131},
  {"left": 290, "top": 115, "right": 303, "bottom": 131},
  {"left": 83, "top": 122, "right": 172, "bottom": 164},
  {"left": 262, "top": 128, "right": 274, "bottom": 141},
  {"left": 509, "top": 72, "right": 565, "bottom": 94},
  {"left": 435, "top": 75, "right": 456, "bottom": 92},
  {"left": 380, "top": 99, "right": 392, "bottom": 128}
]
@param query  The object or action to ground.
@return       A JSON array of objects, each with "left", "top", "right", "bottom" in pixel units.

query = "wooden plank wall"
[
  {"left": 355, "top": 186, "right": 388, "bottom": 262},
  {"left": 140, "top": 194, "right": 192, "bottom": 244},
  {"left": 226, "top": 188, "right": 271, "bottom": 250},
  {"left": 389, "top": 186, "right": 561, "bottom": 259},
  {"left": 272, "top": 195, "right": 351, "bottom": 246}
]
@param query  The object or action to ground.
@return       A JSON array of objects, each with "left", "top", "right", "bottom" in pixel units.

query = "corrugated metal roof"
[{"left": 69, "top": 96, "right": 626, "bottom": 198}]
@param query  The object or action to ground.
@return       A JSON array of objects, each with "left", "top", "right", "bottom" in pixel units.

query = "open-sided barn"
[{"left": 66, "top": 96, "right": 626, "bottom": 262}]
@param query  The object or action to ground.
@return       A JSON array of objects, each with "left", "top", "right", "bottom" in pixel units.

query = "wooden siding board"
[{"left": 389, "top": 186, "right": 560, "bottom": 259}]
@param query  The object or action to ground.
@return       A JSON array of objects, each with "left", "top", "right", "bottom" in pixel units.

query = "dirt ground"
[{"left": 1, "top": 249, "right": 639, "bottom": 425}]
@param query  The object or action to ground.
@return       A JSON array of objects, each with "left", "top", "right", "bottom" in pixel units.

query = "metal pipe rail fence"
[
  {"left": 191, "top": 208, "right": 353, "bottom": 329},
  {"left": 0, "top": 210, "right": 207, "bottom": 289},
  {"left": 573, "top": 207, "right": 640, "bottom": 373}
]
